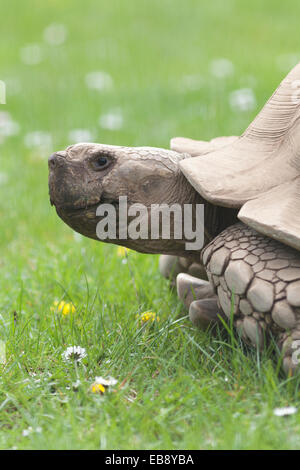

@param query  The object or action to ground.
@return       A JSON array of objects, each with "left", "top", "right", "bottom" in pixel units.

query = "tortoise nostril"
[{"left": 48, "top": 153, "right": 61, "bottom": 169}]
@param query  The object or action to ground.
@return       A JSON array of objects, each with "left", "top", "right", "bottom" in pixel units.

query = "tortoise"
[{"left": 48, "top": 62, "right": 300, "bottom": 375}]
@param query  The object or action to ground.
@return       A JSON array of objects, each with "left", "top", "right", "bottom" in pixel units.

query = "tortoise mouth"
[
  {"left": 53, "top": 196, "right": 123, "bottom": 243},
  {"left": 53, "top": 196, "right": 120, "bottom": 216}
]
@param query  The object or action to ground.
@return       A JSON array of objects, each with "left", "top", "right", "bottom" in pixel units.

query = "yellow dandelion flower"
[
  {"left": 117, "top": 246, "right": 131, "bottom": 257},
  {"left": 91, "top": 383, "right": 106, "bottom": 394},
  {"left": 51, "top": 300, "right": 76, "bottom": 316},
  {"left": 136, "top": 311, "right": 160, "bottom": 325},
  {"left": 90, "top": 376, "right": 117, "bottom": 394},
  {"left": 61, "top": 303, "right": 76, "bottom": 316},
  {"left": 58, "top": 301, "right": 65, "bottom": 311}
]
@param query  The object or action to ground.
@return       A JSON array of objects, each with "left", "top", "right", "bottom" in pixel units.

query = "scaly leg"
[
  {"left": 176, "top": 273, "right": 224, "bottom": 329},
  {"left": 202, "top": 223, "right": 300, "bottom": 374},
  {"left": 160, "top": 256, "right": 223, "bottom": 329},
  {"left": 159, "top": 254, "right": 207, "bottom": 284}
]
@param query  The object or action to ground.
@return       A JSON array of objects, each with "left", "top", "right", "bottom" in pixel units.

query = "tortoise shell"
[{"left": 175, "top": 63, "right": 300, "bottom": 251}]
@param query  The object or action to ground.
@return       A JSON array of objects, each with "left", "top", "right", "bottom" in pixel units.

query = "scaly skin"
[
  {"left": 161, "top": 224, "right": 300, "bottom": 375},
  {"left": 48, "top": 143, "right": 300, "bottom": 375},
  {"left": 172, "top": 223, "right": 300, "bottom": 375},
  {"left": 202, "top": 223, "right": 300, "bottom": 375}
]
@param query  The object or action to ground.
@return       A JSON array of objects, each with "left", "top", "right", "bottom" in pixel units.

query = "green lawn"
[{"left": 1, "top": 0, "right": 300, "bottom": 450}]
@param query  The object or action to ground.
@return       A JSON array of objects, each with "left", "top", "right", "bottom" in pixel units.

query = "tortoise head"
[{"left": 48, "top": 143, "right": 200, "bottom": 256}]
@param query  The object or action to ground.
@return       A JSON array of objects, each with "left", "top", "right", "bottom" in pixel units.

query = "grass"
[{"left": 1, "top": 0, "right": 300, "bottom": 450}]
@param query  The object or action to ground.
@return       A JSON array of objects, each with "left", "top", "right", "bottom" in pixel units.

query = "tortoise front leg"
[
  {"left": 202, "top": 223, "right": 300, "bottom": 375},
  {"left": 159, "top": 255, "right": 207, "bottom": 284},
  {"left": 176, "top": 273, "right": 227, "bottom": 329},
  {"left": 159, "top": 255, "right": 224, "bottom": 329}
]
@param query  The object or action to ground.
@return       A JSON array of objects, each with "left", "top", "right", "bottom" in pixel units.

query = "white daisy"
[
  {"left": 22, "top": 427, "right": 33, "bottom": 437},
  {"left": 94, "top": 376, "right": 118, "bottom": 387},
  {"left": 0, "top": 112, "right": 20, "bottom": 138},
  {"left": 62, "top": 346, "right": 87, "bottom": 363},
  {"left": 274, "top": 406, "right": 297, "bottom": 417},
  {"left": 24, "top": 131, "right": 52, "bottom": 153},
  {"left": 68, "top": 129, "right": 94, "bottom": 143},
  {"left": 85, "top": 71, "right": 113, "bottom": 91},
  {"left": 22, "top": 426, "right": 42, "bottom": 437},
  {"left": 210, "top": 58, "right": 234, "bottom": 79},
  {"left": 43, "top": 23, "right": 67, "bottom": 46},
  {"left": 229, "top": 88, "right": 256, "bottom": 112},
  {"left": 99, "top": 109, "right": 123, "bottom": 130},
  {"left": 20, "top": 44, "right": 43, "bottom": 65}
]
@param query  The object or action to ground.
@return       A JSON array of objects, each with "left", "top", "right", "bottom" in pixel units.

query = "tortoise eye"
[{"left": 92, "top": 155, "right": 110, "bottom": 170}]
